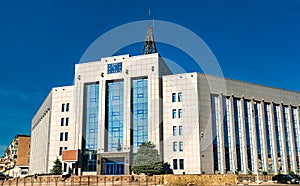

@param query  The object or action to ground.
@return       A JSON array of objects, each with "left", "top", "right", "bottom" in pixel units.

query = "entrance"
[{"left": 104, "top": 159, "right": 125, "bottom": 175}]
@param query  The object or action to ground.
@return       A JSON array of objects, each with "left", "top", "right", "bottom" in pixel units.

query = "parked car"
[
  {"left": 272, "top": 174, "right": 299, "bottom": 184},
  {"left": 0, "top": 172, "right": 8, "bottom": 180}
]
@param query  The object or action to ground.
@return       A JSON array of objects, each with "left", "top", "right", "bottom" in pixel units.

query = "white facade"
[
  {"left": 30, "top": 86, "right": 74, "bottom": 174},
  {"left": 30, "top": 53, "right": 300, "bottom": 175}
]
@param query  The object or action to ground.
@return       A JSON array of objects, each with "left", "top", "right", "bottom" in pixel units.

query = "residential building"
[{"left": 2, "top": 135, "right": 30, "bottom": 177}]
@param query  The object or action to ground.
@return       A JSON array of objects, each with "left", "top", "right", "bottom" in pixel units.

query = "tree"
[
  {"left": 132, "top": 141, "right": 163, "bottom": 175},
  {"left": 51, "top": 158, "right": 62, "bottom": 175}
]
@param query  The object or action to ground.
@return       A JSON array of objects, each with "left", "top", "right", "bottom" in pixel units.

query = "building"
[
  {"left": 2, "top": 135, "right": 30, "bottom": 177},
  {"left": 30, "top": 27, "right": 300, "bottom": 175},
  {"left": 29, "top": 86, "right": 75, "bottom": 174}
]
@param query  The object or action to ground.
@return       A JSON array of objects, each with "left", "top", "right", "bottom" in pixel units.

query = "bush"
[
  {"left": 289, "top": 171, "right": 295, "bottom": 176},
  {"left": 262, "top": 171, "right": 268, "bottom": 175}
]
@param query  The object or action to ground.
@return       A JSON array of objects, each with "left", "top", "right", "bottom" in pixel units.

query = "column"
[
  {"left": 279, "top": 104, "right": 288, "bottom": 173},
  {"left": 288, "top": 105, "right": 296, "bottom": 172},
  {"left": 219, "top": 94, "right": 226, "bottom": 174},
  {"left": 260, "top": 101, "right": 268, "bottom": 172}
]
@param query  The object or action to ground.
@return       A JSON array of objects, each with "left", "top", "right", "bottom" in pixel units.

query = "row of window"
[
  {"left": 173, "top": 141, "right": 183, "bottom": 152},
  {"left": 173, "top": 126, "right": 183, "bottom": 136},
  {"left": 61, "top": 103, "right": 70, "bottom": 112},
  {"left": 61, "top": 117, "right": 69, "bottom": 126},
  {"left": 173, "top": 159, "right": 184, "bottom": 170},
  {"left": 172, "top": 109, "right": 182, "bottom": 119},
  {"left": 172, "top": 92, "right": 182, "bottom": 102},
  {"left": 59, "top": 147, "right": 68, "bottom": 156},
  {"left": 60, "top": 132, "right": 69, "bottom": 141}
]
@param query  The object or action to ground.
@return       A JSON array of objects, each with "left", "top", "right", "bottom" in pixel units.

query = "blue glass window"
[
  {"left": 83, "top": 82, "right": 99, "bottom": 172},
  {"left": 61, "top": 104, "right": 65, "bottom": 112},
  {"left": 283, "top": 106, "right": 294, "bottom": 171},
  {"left": 264, "top": 103, "right": 275, "bottom": 172},
  {"left": 244, "top": 100, "right": 254, "bottom": 171},
  {"left": 106, "top": 80, "right": 124, "bottom": 152},
  {"left": 60, "top": 132, "right": 63, "bottom": 141},
  {"left": 61, "top": 118, "right": 64, "bottom": 126},
  {"left": 274, "top": 105, "right": 285, "bottom": 172},
  {"left": 291, "top": 107, "right": 300, "bottom": 172},
  {"left": 179, "top": 141, "right": 183, "bottom": 151},
  {"left": 254, "top": 102, "right": 266, "bottom": 171},
  {"left": 178, "top": 92, "right": 182, "bottom": 102},
  {"left": 233, "top": 98, "right": 243, "bottom": 172},
  {"left": 132, "top": 78, "right": 148, "bottom": 153},
  {"left": 211, "top": 95, "right": 221, "bottom": 172},
  {"left": 66, "top": 103, "right": 70, "bottom": 112},
  {"left": 178, "top": 109, "right": 182, "bottom": 118},
  {"left": 65, "top": 117, "right": 69, "bottom": 126},
  {"left": 173, "top": 159, "right": 178, "bottom": 170},
  {"left": 172, "top": 93, "right": 176, "bottom": 102},
  {"left": 173, "top": 126, "right": 177, "bottom": 136},
  {"left": 179, "top": 126, "right": 183, "bottom": 136},
  {"left": 179, "top": 159, "right": 184, "bottom": 170},
  {"left": 173, "top": 142, "right": 177, "bottom": 152},
  {"left": 172, "top": 109, "right": 176, "bottom": 119},
  {"left": 59, "top": 147, "right": 63, "bottom": 156},
  {"left": 65, "top": 132, "right": 68, "bottom": 141}
]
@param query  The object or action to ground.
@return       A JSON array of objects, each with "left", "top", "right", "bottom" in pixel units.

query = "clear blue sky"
[{"left": 0, "top": 0, "right": 299, "bottom": 156}]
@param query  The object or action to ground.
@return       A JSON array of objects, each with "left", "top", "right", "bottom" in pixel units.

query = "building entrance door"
[{"left": 104, "top": 159, "right": 125, "bottom": 175}]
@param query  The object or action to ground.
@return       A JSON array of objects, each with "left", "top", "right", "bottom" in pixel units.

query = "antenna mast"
[{"left": 142, "top": 9, "right": 157, "bottom": 55}]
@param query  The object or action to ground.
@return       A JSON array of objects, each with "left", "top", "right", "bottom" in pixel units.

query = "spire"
[{"left": 142, "top": 25, "right": 157, "bottom": 55}]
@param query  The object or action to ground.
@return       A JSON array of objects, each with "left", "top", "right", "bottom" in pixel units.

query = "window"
[
  {"left": 173, "top": 142, "right": 177, "bottom": 152},
  {"left": 64, "top": 147, "right": 68, "bottom": 150},
  {"left": 179, "top": 141, "right": 183, "bottom": 151},
  {"left": 173, "top": 126, "right": 177, "bottom": 136},
  {"left": 173, "top": 159, "right": 178, "bottom": 170},
  {"left": 59, "top": 147, "right": 63, "bottom": 156},
  {"left": 65, "top": 132, "right": 68, "bottom": 141},
  {"left": 179, "top": 159, "right": 184, "bottom": 170},
  {"left": 178, "top": 92, "right": 182, "bottom": 102},
  {"left": 65, "top": 117, "right": 69, "bottom": 126},
  {"left": 61, "top": 104, "right": 65, "bottom": 112},
  {"left": 172, "top": 109, "right": 176, "bottom": 119},
  {"left": 66, "top": 103, "right": 70, "bottom": 112},
  {"left": 61, "top": 118, "right": 64, "bottom": 126},
  {"left": 60, "top": 133, "right": 64, "bottom": 141},
  {"left": 172, "top": 93, "right": 176, "bottom": 102},
  {"left": 178, "top": 109, "right": 182, "bottom": 118},
  {"left": 179, "top": 126, "right": 183, "bottom": 136}
]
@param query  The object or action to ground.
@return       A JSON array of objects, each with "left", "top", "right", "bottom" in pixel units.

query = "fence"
[{"left": 0, "top": 175, "right": 164, "bottom": 186}]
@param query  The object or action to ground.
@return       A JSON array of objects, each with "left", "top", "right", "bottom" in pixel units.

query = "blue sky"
[{"left": 0, "top": 0, "right": 299, "bottom": 156}]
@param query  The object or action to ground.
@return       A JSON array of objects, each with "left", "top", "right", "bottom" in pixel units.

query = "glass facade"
[
  {"left": 223, "top": 97, "right": 233, "bottom": 172},
  {"left": 83, "top": 82, "right": 99, "bottom": 172},
  {"left": 292, "top": 107, "right": 300, "bottom": 172},
  {"left": 283, "top": 106, "right": 294, "bottom": 171},
  {"left": 106, "top": 80, "right": 124, "bottom": 152},
  {"left": 244, "top": 100, "right": 254, "bottom": 171},
  {"left": 274, "top": 105, "right": 285, "bottom": 172},
  {"left": 264, "top": 103, "right": 275, "bottom": 172},
  {"left": 233, "top": 98, "right": 244, "bottom": 172},
  {"left": 211, "top": 95, "right": 221, "bottom": 172},
  {"left": 254, "top": 102, "right": 266, "bottom": 171},
  {"left": 132, "top": 78, "right": 148, "bottom": 153}
]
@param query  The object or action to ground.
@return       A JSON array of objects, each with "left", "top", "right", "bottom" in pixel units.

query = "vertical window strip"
[
  {"left": 274, "top": 105, "right": 285, "bottom": 172},
  {"left": 264, "top": 103, "right": 275, "bottom": 173},
  {"left": 244, "top": 100, "right": 254, "bottom": 171},
  {"left": 292, "top": 108, "right": 300, "bottom": 172},
  {"left": 283, "top": 106, "right": 293, "bottom": 171},
  {"left": 212, "top": 95, "right": 221, "bottom": 172}
]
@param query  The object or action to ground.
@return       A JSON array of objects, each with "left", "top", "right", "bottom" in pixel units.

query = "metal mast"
[{"left": 142, "top": 25, "right": 157, "bottom": 54}]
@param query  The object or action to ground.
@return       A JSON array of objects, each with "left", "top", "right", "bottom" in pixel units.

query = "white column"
[{"left": 219, "top": 94, "right": 226, "bottom": 174}]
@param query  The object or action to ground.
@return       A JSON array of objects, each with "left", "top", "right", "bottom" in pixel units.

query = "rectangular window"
[
  {"left": 173, "top": 142, "right": 177, "bottom": 152},
  {"left": 60, "top": 133, "right": 64, "bottom": 141},
  {"left": 59, "top": 147, "right": 63, "bottom": 156},
  {"left": 172, "top": 109, "right": 176, "bottom": 119},
  {"left": 172, "top": 93, "right": 176, "bottom": 102},
  {"left": 178, "top": 109, "right": 182, "bottom": 118},
  {"left": 65, "top": 117, "right": 69, "bottom": 126},
  {"left": 66, "top": 103, "right": 70, "bottom": 112},
  {"left": 65, "top": 132, "right": 68, "bottom": 141},
  {"left": 173, "top": 159, "right": 178, "bottom": 170},
  {"left": 173, "top": 126, "right": 177, "bottom": 136},
  {"left": 179, "top": 141, "right": 183, "bottom": 151},
  {"left": 179, "top": 159, "right": 184, "bottom": 170},
  {"left": 61, "top": 104, "right": 65, "bottom": 112},
  {"left": 178, "top": 92, "right": 182, "bottom": 102},
  {"left": 179, "top": 126, "right": 183, "bottom": 136},
  {"left": 61, "top": 118, "right": 64, "bottom": 126}
]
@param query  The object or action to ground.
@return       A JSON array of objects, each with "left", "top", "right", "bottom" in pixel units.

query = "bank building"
[{"left": 29, "top": 26, "right": 300, "bottom": 176}]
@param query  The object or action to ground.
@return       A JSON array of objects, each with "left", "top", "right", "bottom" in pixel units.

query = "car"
[
  {"left": 0, "top": 172, "right": 8, "bottom": 180},
  {"left": 272, "top": 174, "right": 299, "bottom": 184}
]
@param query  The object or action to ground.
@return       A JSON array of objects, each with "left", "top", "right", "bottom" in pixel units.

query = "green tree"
[
  {"left": 51, "top": 158, "right": 62, "bottom": 175},
  {"left": 132, "top": 142, "right": 163, "bottom": 175}
]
